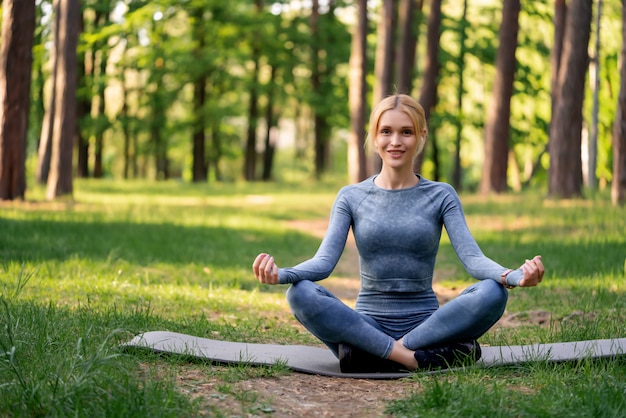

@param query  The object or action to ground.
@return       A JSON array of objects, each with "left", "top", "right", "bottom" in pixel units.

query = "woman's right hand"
[{"left": 252, "top": 253, "right": 279, "bottom": 284}]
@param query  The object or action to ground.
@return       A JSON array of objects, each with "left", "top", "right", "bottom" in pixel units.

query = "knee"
[
  {"left": 285, "top": 280, "right": 316, "bottom": 309},
  {"left": 286, "top": 281, "right": 323, "bottom": 322},
  {"left": 481, "top": 279, "right": 509, "bottom": 314},
  {"left": 465, "top": 280, "right": 508, "bottom": 313}
]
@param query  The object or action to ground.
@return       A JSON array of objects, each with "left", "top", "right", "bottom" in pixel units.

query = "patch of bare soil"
[
  {"left": 174, "top": 219, "right": 552, "bottom": 417},
  {"left": 178, "top": 367, "right": 419, "bottom": 417}
]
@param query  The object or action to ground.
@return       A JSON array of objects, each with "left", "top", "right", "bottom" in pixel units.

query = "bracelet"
[{"left": 500, "top": 269, "right": 515, "bottom": 289}]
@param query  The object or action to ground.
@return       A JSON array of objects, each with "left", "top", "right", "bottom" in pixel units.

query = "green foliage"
[{"left": 26, "top": 0, "right": 623, "bottom": 188}]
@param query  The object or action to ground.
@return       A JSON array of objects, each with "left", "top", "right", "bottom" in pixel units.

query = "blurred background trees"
[{"left": 0, "top": 0, "right": 624, "bottom": 204}]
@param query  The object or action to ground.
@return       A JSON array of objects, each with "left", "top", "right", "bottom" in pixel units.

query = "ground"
[{"left": 172, "top": 219, "right": 551, "bottom": 417}]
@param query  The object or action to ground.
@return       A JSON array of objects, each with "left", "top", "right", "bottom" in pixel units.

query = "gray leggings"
[{"left": 286, "top": 279, "right": 508, "bottom": 359}]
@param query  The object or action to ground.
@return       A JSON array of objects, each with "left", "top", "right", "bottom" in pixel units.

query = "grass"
[{"left": 1, "top": 177, "right": 625, "bottom": 416}]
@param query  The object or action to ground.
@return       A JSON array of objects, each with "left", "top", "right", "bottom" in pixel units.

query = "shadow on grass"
[{"left": 0, "top": 217, "right": 321, "bottom": 271}]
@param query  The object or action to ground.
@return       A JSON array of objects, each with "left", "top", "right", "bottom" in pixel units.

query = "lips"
[{"left": 388, "top": 150, "right": 405, "bottom": 157}]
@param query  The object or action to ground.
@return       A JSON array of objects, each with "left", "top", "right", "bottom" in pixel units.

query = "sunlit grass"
[{"left": 1, "top": 179, "right": 625, "bottom": 416}]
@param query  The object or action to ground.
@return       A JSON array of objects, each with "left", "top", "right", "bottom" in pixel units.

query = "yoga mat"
[{"left": 121, "top": 331, "right": 626, "bottom": 379}]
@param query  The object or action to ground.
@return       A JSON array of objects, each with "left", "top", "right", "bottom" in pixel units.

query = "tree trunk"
[
  {"left": 0, "top": 0, "right": 36, "bottom": 200},
  {"left": 46, "top": 0, "right": 79, "bottom": 200},
  {"left": 587, "top": 0, "right": 602, "bottom": 189},
  {"left": 452, "top": 0, "right": 468, "bottom": 190},
  {"left": 348, "top": 0, "right": 368, "bottom": 184},
  {"left": 93, "top": 55, "right": 108, "bottom": 178},
  {"left": 523, "top": 0, "right": 567, "bottom": 187},
  {"left": 415, "top": 0, "right": 442, "bottom": 175},
  {"left": 310, "top": 0, "right": 332, "bottom": 179},
  {"left": 262, "top": 66, "right": 277, "bottom": 181},
  {"left": 480, "top": 0, "right": 520, "bottom": 194},
  {"left": 612, "top": 0, "right": 626, "bottom": 206},
  {"left": 37, "top": 0, "right": 61, "bottom": 184},
  {"left": 548, "top": 0, "right": 592, "bottom": 198},
  {"left": 192, "top": 6, "right": 208, "bottom": 182},
  {"left": 244, "top": 6, "right": 261, "bottom": 181},
  {"left": 121, "top": 65, "right": 131, "bottom": 179},
  {"left": 192, "top": 74, "right": 207, "bottom": 182},
  {"left": 396, "top": 0, "right": 421, "bottom": 95},
  {"left": 244, "top": 58, "right": 259, "bottom": 181},
  {"left": 76, "top": 11, "right": 90, "bottom": 178},
  {"left": 371, "top": 0, "right": 397, "bottom": 175},
  {"left": 551, "top": 0, "right": 567, "bottom": 115}
]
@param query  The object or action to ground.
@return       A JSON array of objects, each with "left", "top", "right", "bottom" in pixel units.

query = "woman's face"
[{"left": 374, "top": 109, "right": 421, "bottom": 171}]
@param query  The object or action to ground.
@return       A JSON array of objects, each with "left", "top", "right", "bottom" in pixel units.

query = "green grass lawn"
[{"left": 1, "top": 179, "right": 625, "bottom": 417}]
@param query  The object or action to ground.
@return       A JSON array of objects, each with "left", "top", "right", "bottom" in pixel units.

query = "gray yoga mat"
[{"left": 121, "top": 331, "right": 626, "bottom": 379}]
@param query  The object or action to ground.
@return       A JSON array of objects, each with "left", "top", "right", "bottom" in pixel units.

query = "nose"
[{"left": 390, "top": 133, "right": 401, "bottom": 146}]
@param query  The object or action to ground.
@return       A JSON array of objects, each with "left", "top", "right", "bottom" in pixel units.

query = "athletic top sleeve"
[{"left": 277, "top": 175, "right": 522, "bottom": 288}]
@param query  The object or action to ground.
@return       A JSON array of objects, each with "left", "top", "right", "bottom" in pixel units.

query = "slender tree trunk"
[
  {"left": 76, "top": 11, "right": 90, "bottom": 178},
  {"left": 612, "top": 0, "right": 626, "bottom": 206},
  {"left": 262, "top": 66, "right": 277, "bottom": 181},
  {"left": 588, "top": 0, "right": 602, "bottom": 189},
  {"left": 192, "top": 6, "right": 208, "bottom": 182},
  {"left": 548, "top": 0, "right": 592, "bottom": 198},
  {"left": 121, "top": 67, "right": 131, "bottom": 179},
  {"left": 0, "top": 0, "right": 36, "bottom": 200},
  {"left": 192, "top": 74, "right": 207, "bottom": 182},
  {"left": 523, "top": 0, "right": 567, "bottom": 187},
  {"left": 452, "top": 0, "right": 468, "bottom": 190},
  {"left": 210, "top": 120, "right": 223, "bottom": 181},
  {"left": 551, "top": 0, "right": 567, "bottom": 116},
  {"left": 348, "top": 0, "right": 368, "bottom": 184},
  {"left": 415, "top": 0, "right": 442, "bottom": 175},
  {"left": 93, "top": 52, "right": 107, "bottom": 178},
  {"left": 245, "top": 59, "right": 259, "bottom": 181},
  {"left": 371, "top": 0, "right": 397, "bottom": 175},
  {"left": 310, "top": 0, "right": 332, "bottom": 179},
  {"left": 37, "top": 1, "right": 61, "bottom": 184},
  {"left": 396, "top": 0, "right": 421, "bottom": 95},
  {"left": 373, "top": 0, "right": 396, "bottom": 104},
  {"left": 244, "top": 0, "right": 263, "bottom": 181},
  {"left": 46, "top": 0, "right": 79, "bottom": 200},
  {"left": 480, "top": 0, "right": 520, "bottom": 194}
]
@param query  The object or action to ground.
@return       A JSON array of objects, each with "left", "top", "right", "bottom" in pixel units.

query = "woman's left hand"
[{"left": 518, "top": 255, "right": 544, "bottom": 287}]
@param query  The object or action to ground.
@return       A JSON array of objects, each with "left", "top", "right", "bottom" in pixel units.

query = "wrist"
[{"left": 500, "top": 269, "right": 515, "bottom": 289}]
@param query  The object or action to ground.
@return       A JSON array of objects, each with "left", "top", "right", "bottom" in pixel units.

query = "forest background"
[{"left": 1, "top": 0, "right": 626, "bottom": 204}]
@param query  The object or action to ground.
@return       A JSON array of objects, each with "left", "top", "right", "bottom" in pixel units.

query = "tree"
[
  {"left": 370, "top": 0, "right": 396, "bottom": 175},
  {"left": 348, "top": 0, "right": 368, "bottom": 184},
  {"left": 244, "top": 0, "right": 262, "bottom": 181},
  {"left": 480, "top": 0, "right": 521, "bottom": 194},
  {"left": 396, "top": 0, "right": 422, "bottom": 95},
  {"left": 548, "top": 0, "right": 592, "bottom": 198},
  {"left": 46, "top": 0, "right": 80, "bottom": 200},
  {"left": 415, "top": 0, "right": 442, "bottom": 177},
  {"left": 191, "top": 5, "right": 209, "bottom": 182},
  {"left": 451, "top": 0, "right": 468, "bottom": 190},
  {"left": 0, "top": 0, "right": 36, "bottom": 200},
  {"left": 587, "top": 0, "right": 602, "bottom": 189},
  {"left": 37, "top": 0, "right": 60, "bottom": 185},
  {"left": 612, "top": 0, "right": 626, "bottom": 206}
]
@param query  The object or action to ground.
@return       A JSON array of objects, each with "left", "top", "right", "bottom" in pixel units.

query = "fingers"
[
  {"left": 252, "top": 253, "right": 279, "bottom": 284},
  {"left": 519, "top": 255, "right": 544, "bottom": 287}
]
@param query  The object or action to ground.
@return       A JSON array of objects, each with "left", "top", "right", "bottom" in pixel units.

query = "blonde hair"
[{"left": 367, "top": 94, "right": 428, "bottom": 156}]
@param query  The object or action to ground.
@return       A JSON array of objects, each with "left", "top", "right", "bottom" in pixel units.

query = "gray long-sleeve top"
[{"left": 278, "top": 175, "right": 521, "bottom": 306}]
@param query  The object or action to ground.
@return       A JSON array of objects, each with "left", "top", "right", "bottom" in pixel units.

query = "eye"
[
  {"left": 402, "top": 129, "right": 414, "bottom": 135},
  {"left": 380, "top": 128, "right": 391, "bottom": 135}
]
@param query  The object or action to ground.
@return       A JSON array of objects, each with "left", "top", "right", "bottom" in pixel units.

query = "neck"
[{"left": 375, "top": 170, "right": 419, "bottom": 190}]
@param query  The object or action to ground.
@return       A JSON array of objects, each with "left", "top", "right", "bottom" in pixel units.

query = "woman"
[{"left": 252, "top": 94, "right": 544, "bottom": 372}]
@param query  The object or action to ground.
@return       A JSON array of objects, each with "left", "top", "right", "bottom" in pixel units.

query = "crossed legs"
[{"left": 286, "top": 279, "right": 508, "bottom": 370}]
